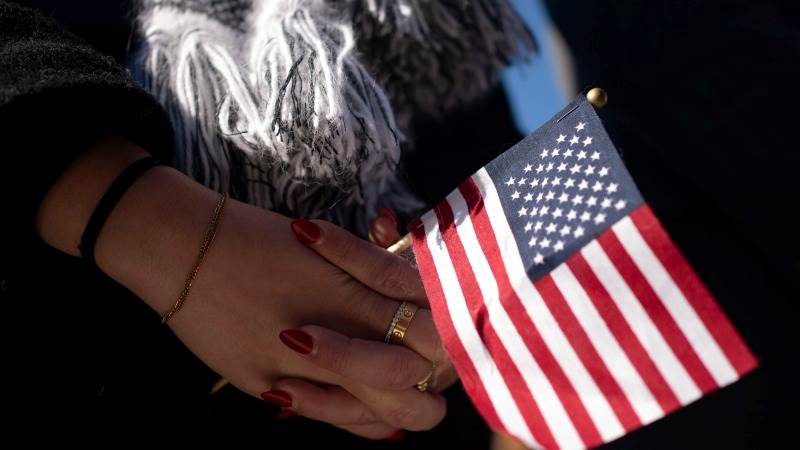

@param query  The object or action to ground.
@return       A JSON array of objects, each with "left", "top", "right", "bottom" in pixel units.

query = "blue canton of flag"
[{"left": 488, "top": 98, "right": 644, "bottom": 279}]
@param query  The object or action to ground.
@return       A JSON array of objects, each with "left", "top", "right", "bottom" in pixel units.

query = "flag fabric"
[{"left": 409, "top": 96, "right": 758, "bottom": 449}]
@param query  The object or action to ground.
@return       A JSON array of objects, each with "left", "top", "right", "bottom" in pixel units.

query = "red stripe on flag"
[
  {"left": 534, "top": 274, "right": 643, "bottom": 431},
  {"left": 629, "top": 206, "right": 758, "bottom": 377},
  {"left": 409, "top": 219, "right": 504, "bottom": 433},
  {"left": 567, "top": 254, "right": 682, "bottom": 414},
  {"left": 433, "top": 201, "right": 559, "bottom": 450},
  {"left": 459, "top": 179, "right": 604, "bottom": 448},
  {"left": 598, "top": 231, "right": 719, "bottom": 395}
]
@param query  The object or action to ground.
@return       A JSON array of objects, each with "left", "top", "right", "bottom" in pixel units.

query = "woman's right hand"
[{"left": 98, "top": 167, "right": 449, "bottom": 434}]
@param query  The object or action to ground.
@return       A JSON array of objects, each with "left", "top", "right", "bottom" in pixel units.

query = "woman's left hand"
[{"left": 270, "top": 209, "right": 459, "bottom": 439}]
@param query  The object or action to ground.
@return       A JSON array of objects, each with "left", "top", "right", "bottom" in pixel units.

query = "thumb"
[{"left": 369, "top": 208, "right": 402, "bottom": 249}]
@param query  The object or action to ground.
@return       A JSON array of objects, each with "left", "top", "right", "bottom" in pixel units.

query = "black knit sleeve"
[{"left": 0, "top": 1, "right": 173, "bottom": 254}]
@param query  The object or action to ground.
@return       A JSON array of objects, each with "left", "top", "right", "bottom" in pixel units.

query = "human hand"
[
  {"left": 35, "top": 137, "right": 454, "bottom": 439},
  {"left": 266, "top": 210, "right": 459, "bottom": 439},
  {"left": 91, "top": 168, "right": 450, "bottom": 438}
]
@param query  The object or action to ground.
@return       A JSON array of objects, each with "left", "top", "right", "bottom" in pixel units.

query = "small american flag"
[{"left": 410, "top": 96, "right": 757, "bottom": 449}]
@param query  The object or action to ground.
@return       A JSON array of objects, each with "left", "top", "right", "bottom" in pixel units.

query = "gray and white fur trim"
[
  {"left": 349, "top": 0, "right": 536, "bottom": 132},
  {"left": 131, "top": 0, "right": 532, "bottom": 234}
]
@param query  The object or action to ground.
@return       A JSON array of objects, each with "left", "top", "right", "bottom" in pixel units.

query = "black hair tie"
[{"left": 79, "top": 157, "right": 161, "bottom": 267}]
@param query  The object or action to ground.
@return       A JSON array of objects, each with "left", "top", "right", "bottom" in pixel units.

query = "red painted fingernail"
[
  {"left": 370, "top": 221, "right": 388, "bottom": 244},
  {"left": 260, "top": 389, "right": 293, "bottom": 408},
  {"left": 276, "top": 408, "right": 298, "bottom": 419},
  {"left": 280, "top": 329, "right": 314, "bottom": 355},
  {"left": 382, "top": 430, "right": 406, "bottom": 442},
  {"left": 291, "top": 219, "right": 321, "bottom": 245},
  {"left": 378, "top": 208, "right": 398, "bottom": 227}
]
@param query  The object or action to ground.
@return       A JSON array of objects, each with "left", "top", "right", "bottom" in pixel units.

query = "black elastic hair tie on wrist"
[{"left": 79, "top": 156, "right": 161, "bottom": 267}]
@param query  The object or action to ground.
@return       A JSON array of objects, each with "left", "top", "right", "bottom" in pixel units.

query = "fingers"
[
  {"left": 267, "top": 379, "right": 381, "bottom": 426},
  {"left": 275, "top": 326, "right": 447, "bottom": 431},
  {"left": 280, "top": 326, "right": 434, "bottom": 390},
  {"left": 288, "top": 217, "right": 444, "bottom": 363},
  {"left": 402, "top": 308, "right": 448, "bottom": 367},
  {"left": 369, "top": 208, "right": 402, "bottom": 249},
  {"left": 306, "top": 280, "right": 442, "bottom": 363},
  {"left": 271, "top": 324, "right": 449, "bottom": 433},
  {"left": 290, "top": 219, "right": 427, "bottom": 305},
  {"left": 340, "top": 424, "right": 405, "bottom": 441},
  {"left": 267, "top": 378, "right": 435, "bottom": 437},
  {"left": 347, "top": 382, "right": 448, "bottom": 432}
]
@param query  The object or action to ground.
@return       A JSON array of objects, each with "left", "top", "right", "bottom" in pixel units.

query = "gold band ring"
[
  {"left": 415, "top": 361, "right": 438, "bottom": 392},
  {"left": 385, "top": 301, "right": 419, "bottom": 345}
]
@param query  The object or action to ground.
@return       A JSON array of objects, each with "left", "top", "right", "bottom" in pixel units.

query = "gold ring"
[
  {"left": 385, "top": 301, "right": 419, "bottom": 345},
  {"left": 415, "top": 361, "right": 438, "bottom": 392}
]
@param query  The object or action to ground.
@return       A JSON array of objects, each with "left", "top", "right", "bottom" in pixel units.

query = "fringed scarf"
[{"left": 131, "top": 0, "right": 534, "bottom": 235}]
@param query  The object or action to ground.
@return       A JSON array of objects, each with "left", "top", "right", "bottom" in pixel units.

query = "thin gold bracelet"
[{"left": 161, "top": 192, "right": 229, "bottom": 324}]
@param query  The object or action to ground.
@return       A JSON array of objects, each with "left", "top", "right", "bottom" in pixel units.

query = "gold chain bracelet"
[{"left": 161, "top": 192, "right": 229, "bottom": 324}]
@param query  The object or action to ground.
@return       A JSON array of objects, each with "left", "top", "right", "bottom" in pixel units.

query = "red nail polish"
[
  {"left": 370, "top": 222, "right": 387, "bottom": 244},
  {"left": 260, "top": 389, "right": 293, "bottom": 408},
  {"left": 378, "top": 207, "right": 398, "bottom": 227},
  {"left": 382, "top": 430, "right": 406, "bottom": 442},
  {"left": 276, "top": 408, "right": 298, "bottom": 419},
  {"left": 280, "top": 329, "right": 314, "bottom": 355},
  {"left": 291, "top": 219, "right": 321, "bottom": 245}
]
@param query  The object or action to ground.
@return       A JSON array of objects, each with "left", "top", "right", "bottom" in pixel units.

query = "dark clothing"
[
  {"left": 0, "top": 0, "right": 203, "bottom": 441},
  {"left": 542, "top": 1, "right": 800, "bottom": 448},
  {"left": 0, "top": 1, "right": 172, "bottom": 256}
]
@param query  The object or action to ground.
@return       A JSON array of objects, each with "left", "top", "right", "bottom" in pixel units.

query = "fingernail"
[
  {"left": 276, "top": 408, "right": 298, "bottom": 419},
  {"left": 260, "top": 389, "right": 293, "bottom": 408},
  {"left": 371, "top": 210, "right": 397, "bottom": 245},
  {"left": 291, "top": 219, "right": 321, "bottom": 245},
  {"left": 378, "top": 208, "right": 398, "bottom": 227},
  {"left": 370, "top": 220, "right": 389, "bottom": 244},
  {"left": 280, "top": 329, "right": 314, "bottom": 355},
  {"left": 382, "top": 430, "right": 406, "bottom": 442}
]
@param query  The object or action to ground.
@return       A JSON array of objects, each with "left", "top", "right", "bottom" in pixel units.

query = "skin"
[{"left": 35, "top": 135, "right": 456, "bottom": 439}]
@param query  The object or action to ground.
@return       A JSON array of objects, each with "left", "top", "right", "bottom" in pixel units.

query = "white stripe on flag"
[
  {"left": 611, "top": 218, "right": 739, "bottom": 386},
  {"left": 445, "top": 190, "right": 584, "bottom": 449},
  {"left": 549, "top": 265, "right": 664, "bottom": 423},
  {"left": 420, "top": 211, "right": 539, "bottom": 449},
  {"left": 471, "top": 169, "right": 626, "bottom": 444},
  {"left": 580, "top": 241, "right": 702, "bottom": 405}
]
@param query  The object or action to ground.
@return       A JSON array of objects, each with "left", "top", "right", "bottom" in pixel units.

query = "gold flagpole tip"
[{"left": 586, "top": 87, "right": 608, "bottom": 108}]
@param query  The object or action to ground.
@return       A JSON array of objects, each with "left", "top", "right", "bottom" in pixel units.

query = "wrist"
[
  {"left": 93, "top": 165, "right": 221, "bottom": 314},
  {"left": 36, "top": 135, "right": 150, "bottom": 256},
  {"left": 35, "top": 133, "right": 226, "bottom": 315}
]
